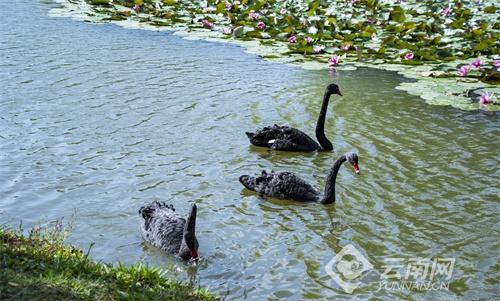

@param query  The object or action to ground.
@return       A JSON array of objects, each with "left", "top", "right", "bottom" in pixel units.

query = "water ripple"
[{"left": 0, "top": 1, "right": 498, "bottom": 300}]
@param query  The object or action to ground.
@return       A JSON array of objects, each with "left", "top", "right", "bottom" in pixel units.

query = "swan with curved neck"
[
  {"left": 239, "top": 152, "right": 359, "bottom": 204},
  {"left": 245, "top": 83, "right": 342, "bottom": 152},
  {"left": 139, "top": 202, "right": 199, "bottom": 261}
]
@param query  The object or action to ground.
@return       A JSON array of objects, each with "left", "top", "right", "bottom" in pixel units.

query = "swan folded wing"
[
  {"left": 140, "top": 207, "right": 185, "bottom": 255},
  {"left": 254, "top": 171, "right": 320, "bottom": 202},
  {"left": 272, "top": 127, "right": 320, "bottom": 151},
  {"left": 246, "top": 124, "right": 284, "bottom": 146}
]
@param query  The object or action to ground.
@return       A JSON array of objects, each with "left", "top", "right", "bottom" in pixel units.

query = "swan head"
[
  {"left": 346, "top": 152, "right": 360, "bottom": 174},
  {"left": 182, "top": 204, "right": 199, "bottom": 261},
  {"left": 326, "top": 83, "right": 342, "bottom": 96}
]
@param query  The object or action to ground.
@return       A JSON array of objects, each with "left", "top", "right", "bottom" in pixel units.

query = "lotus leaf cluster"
[{"left": 78, "top": 0, "right": 499, "bottom": 109}]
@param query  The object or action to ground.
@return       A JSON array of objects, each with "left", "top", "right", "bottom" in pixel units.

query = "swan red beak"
[
  {"left": 190, "top": 249, "right": 199, "bottom": 261},
  {"left": 353, "top": 163, "right": 360, "bottom": 174}
]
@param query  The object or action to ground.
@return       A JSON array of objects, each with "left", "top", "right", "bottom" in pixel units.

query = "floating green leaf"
[{"left": 389, "top": 6, "right": 406, "bottom": 23}]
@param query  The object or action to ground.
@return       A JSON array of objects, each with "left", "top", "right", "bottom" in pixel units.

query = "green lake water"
[{"left": 0, "top": 1, "right": 498, "bottom": 300}]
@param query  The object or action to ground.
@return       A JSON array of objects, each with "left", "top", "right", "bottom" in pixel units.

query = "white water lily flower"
[
  {"left": 308, "top": 26, "right": 318, "bottom": 34},
  {"left": 325, "top": 8, "right": 335, "bottom": 16}
]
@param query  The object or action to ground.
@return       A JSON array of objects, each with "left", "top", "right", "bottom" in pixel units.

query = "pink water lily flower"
[
  {"left": 222, "top": 27, "right": 232, "bottom": 35},
  {"left": 225, "top": 3, "right": 232, "bottom": 11},
  {"left": 479, "top": 92, "right": 490, "bottom": 105},
  {"left": 340, "top": 44, "right": 350, "bottom": 51},
  {"left": 313, "top": 45, "right": 324, "bottom": 53},
  {"left": 458, "top": 65, "right": 469, "bottom": 77},
  {"left": 203, "top": 7, "right": 216, "bottom": 13},
  {"left": 249, "top": 12, "right": 259, "bottom": 20},
  {"left": 288, "top": 35, "right": 297, "bottom": 43},
  {"left": 328, "top": 55, "right": 340, "bottom": 67},
  {"left": 404, "top": 52, "right": 414, "bottom": 60},
  {"left": 305, "top": 37, "right": 313, "bottom": 43},
  {"left": 471, "top": 58, "right": 482, "bottom": 69},
  {"left": 132, "top": 4, "right": 140, "bottom": 12},
  {"left": 256, "top": 21, "right": 265, "bottom": 30},
  {"left": 201, "top": 19, "right": 214, "bottom": 29},
  {"left": 495, "top": 60, "right": 500, "bottom": 67},
  {"left": 442, "top": 7, "right": 452, "bottom": 17},
  {"left": 280, "top": 8, "right": 287, "bottom": 15}
]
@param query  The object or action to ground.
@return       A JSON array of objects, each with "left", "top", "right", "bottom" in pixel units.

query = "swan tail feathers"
[
  {"left": 139, "top": 201, "right": 175, "bottom": 220},
  {"left": 245, "top": 131, "right": 268, "bottom": 147},
  {"left": 239, "top": 175, "right": 257, "bottom": 191},
  {"left": 139, "top": 201, "right": 175, "bottom": 230},
  {"left": 246, "top": 125, "right": 284, "bottom": 147},
  {"left": 247, "top": 131, "right": 274, "bottom": 146}
]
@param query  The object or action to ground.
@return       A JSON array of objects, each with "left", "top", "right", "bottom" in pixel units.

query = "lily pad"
[{"left": 54, "top": 0, "right": 500, "bottom": 111}]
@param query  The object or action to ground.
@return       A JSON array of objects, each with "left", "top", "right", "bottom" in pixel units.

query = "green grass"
[{"left": 0, "top": 228, "right": 217, "bottom": 301}]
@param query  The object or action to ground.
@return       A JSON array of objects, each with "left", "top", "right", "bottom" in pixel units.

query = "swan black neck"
[
  {"left": 320, "top": 155, "right": 347, "bottom": 204},
  {"left": 315, "top": 89, "right": 333, "bottom": 151},
  {"left": 182, "top": 205, "right": 197, "bottom": 248}
]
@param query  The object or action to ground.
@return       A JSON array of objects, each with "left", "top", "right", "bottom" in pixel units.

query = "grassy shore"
[{"left": 0, "top": 227, "right": 217, "bottom": 301}]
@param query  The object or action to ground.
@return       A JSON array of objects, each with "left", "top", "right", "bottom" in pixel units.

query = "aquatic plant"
[
  {"left": 458, "top": 65, "right": 470, "bottom": 76},
  {"left": 340, "top": 44, "right": 350, "bottom": 51},
  {"left": 248, "top": 11, "right": 259, "bottom": 20},
  {"left": 328, "top": 55, "right": 341, "bottom": 67},
  {"left": 77, "top": 0, "right": 499, "bottom": 109},
  {"left": 471, "top": 58, "right": 483, "bottom": 69},
  {"left": 404, "top": 52, "right": 414, "bottom": 60},
  {"left": 88, "top": 0, "right": 498, "bottom": 64},
  {"left": 442, "top": 7, "right": 453, "bottom": 17},
  {"left": 313, "top": 45, "right": 324, "bottom": 53},
  {"left": 201, "top": 19, "right": 214, "bottom": 29},
  {"left": 479, "top": 92, "right": 491, "bottom": 105},
  {"left": 89, "top": 0, "right": 110, "bottom": 6}
]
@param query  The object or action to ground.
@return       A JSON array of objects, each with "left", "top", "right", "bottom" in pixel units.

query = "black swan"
[
  {"left": 245, "top": 83, "right": 342, "bottom": 152},
  {"left": 139, "top": 201, "right": 199, "bottom": 261},
  {"left": 239, "top": 152, "right": 359, "bottom": 204}
]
